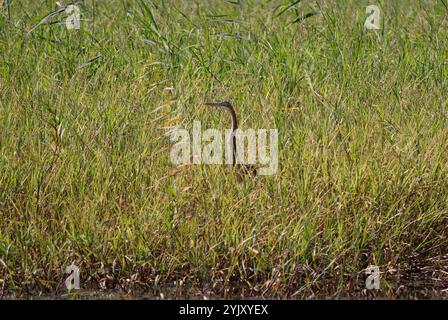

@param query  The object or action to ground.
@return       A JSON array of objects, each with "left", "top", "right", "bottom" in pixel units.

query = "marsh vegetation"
[{"left": 0, "top": 0, "right": 447, "bottom": 298}]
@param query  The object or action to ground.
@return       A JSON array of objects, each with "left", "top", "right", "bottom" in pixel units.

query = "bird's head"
[{"left": 204, "top": 101, "right": 234, "bottom": 110}]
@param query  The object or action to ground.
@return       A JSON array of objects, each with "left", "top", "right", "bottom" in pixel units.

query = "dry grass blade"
[
  {"left": 0, "top": 243, "right": 12, "bottom": 300},
  {"left": 27, "top": 6, "right": 67, "bottom": 34},
  {"left": 440, "top": 0, "right": 448, "bottom": 11},
  {"left": 290, "top": 11, "right": 319, "bottom": 24},
  {"left": 224, "top": 0, "right": 242, "bottom": 6},
  {"left": 79, "top": 54, "right": 103, "bottom": 68},
  {"left": 275, "top": 0, "right": 304, "bottom": 17}
]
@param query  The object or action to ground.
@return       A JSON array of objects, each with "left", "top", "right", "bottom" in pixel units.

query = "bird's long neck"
[{"left": 226, "top": 106, "right": 238, "bottom": 166}]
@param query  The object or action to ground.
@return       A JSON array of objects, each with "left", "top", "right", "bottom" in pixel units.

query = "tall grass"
[{"left": 0, "top": 0, "right": 447, "bottom": 298}]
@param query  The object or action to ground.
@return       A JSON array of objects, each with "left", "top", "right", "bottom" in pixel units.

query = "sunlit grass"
[{"left": 0, "top": 0, "right": 447, "bottom": 298}]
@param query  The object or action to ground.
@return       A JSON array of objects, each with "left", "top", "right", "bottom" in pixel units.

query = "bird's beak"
[{"left": 205, "top": 102, "right": 223, "bottom": 107}]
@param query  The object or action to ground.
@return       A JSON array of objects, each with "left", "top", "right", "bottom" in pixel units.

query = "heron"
[{"left": 205, "top": 101, "right": 257, "bottom": 178}]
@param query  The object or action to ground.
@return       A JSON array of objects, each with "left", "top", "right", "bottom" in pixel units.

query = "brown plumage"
[{"left": 205, "top": 101, "right": 257, "bottom": 179}]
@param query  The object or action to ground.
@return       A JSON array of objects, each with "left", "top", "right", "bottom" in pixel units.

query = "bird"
[{"left": 204, "top": 101, "right": 258, "bottom": 179}]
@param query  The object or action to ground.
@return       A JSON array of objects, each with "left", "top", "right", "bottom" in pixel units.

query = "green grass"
[{"left": 0, "top": 0, "right": 447, "bottom": 298}]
